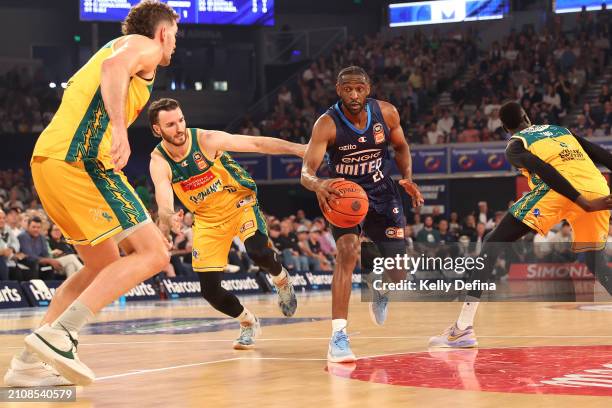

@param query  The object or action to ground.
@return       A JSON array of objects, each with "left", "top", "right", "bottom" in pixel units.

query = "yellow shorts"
[
  {"left": 192, "top": 204, "right": 267, "bottom": 272},
  {"left": 511, "top": 184, "right": 610, "bottom": 252},
  {"left": 31, "top": 157, "right": 150, "bottom": 246}
]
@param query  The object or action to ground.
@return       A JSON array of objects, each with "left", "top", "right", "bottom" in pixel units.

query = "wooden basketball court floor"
[{"left": 1, "top": 291, "right": 611, "bottom": 407}]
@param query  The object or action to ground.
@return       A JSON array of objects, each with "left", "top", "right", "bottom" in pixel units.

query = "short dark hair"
[
  {"left": 121, "top": 1, "right": 178, "bottom": 39},
  {"left": 499, "top": 101, "right": 524, "bottom": 131},
  {"left": 337, "top": 66, "right": 370, "bottom": 84},
  {"left": 148, "top": 98, "right": 181, "bottom": 135},
  {"left": 28, "top": 216, "right": 42, "bottom": 226}
]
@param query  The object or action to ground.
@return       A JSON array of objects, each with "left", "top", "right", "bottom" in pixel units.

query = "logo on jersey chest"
[
  {"left": 339, "top": 144, "right": 357, "bottom": 151},
  {"left": 373, "top": 123, "right": 385, "bottom": 144},
  {"left": 341, "top": 149, "right": 383, "bottom": 164},
  {"left": 358, "top": 136, "right": 367, "bottom": 143},
  {"left": 180, "top": 171, "right": 216, "bottom": 191},
  {"left": 188, "top": 179, "right": 223, "bottom": 205},
  {"left": 192, "top": 151, "right": 207, "bottom": 170}
]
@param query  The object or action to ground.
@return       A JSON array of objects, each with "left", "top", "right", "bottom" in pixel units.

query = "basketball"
[{"left": 321, "top": 180, "right": 369, "bottom": 228}]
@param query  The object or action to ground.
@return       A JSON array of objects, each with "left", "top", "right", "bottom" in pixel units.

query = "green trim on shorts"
[
  {"left": 253, "top": 205, "right": 268, "bottom": 236},
  {"left": 84, "top": 161, "right": 148, "bottom": 230},
  {"left": 510, "top": 183, "right": 551, "bottom": 221},
  {"left": 193, "top": 266, "right": 226, "bottom": 272}
]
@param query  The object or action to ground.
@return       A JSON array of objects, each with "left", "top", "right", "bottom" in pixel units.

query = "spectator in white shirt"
[
  {"left": 436, "top": 109, "right": 454, "bottom": 136},
  {"left": 426, "top": 122, "right": 445, "bottom": 144}
]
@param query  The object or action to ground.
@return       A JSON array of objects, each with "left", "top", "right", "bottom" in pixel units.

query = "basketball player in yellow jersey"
[
  {"left": 430, "top": 101, "right": 612, "bottom": 348},
  {"left": 148, "top": 98, "right": 304, "bottom": 349},
  {"left": 4, "top": 2, "right": 178, "bottom": 387}
]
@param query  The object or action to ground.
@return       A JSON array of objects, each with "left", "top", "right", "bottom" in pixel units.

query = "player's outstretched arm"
[
  {"left": 574, "top": 134, "right": 612, "bottom": 171},
  {"left": 506, "top": 139, "right": 612, "bottom": 212},
  {"left": 380, "top": 100, "right": 424, "bottom": 207},
  {"left": 149, "top": 151, "right": 180, "bottom": 230},
  {"left": 301, "top": 115, "right": 344, "bottom": 213},
  {"left": 101, "top": 36, "right": 163, "bottom": 171},
  {"left": 202, "top": 129, "right": 305, "bottom": 157}
]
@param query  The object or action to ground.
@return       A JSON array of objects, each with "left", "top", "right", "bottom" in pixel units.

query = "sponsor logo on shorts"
[
  {"left": 339, "top": 144, "right": 357, "bottom": 151},
  {"left": 392, "top": 207, "right": 399, "bottom": 214},
  {"left": 373, "top": 123, "right": 385, "bottom": 144},
  {"left": 240, "top": 220, "right": 255, "bottom": 233},
  {"left": 192, "top": 249, "right": 199, "bottom": 259},
  {"left": 180, "top": 171, "right": 215, "bottom": 192},
  {"left": 533, "top": 208, "right": 540, "bottom": 217},
  {"left": 89, "top": 208, "right": 114, "bottom": 223},
  {"left": 385, "top": 227, "right": 405, "bottom": 239}
]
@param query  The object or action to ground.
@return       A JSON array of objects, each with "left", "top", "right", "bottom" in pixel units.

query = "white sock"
[
  {"left": 457, "top": 297, "right": 480, "bottom": 330},
  {"left": 332, "top": 319, "right": 347, "bottom": 334},
  {"left": 51, "top": 300, "right": 94, "bottom": 333},
  {"left": 272, "top": 268, "right": 288, "bottom": 285},
  {"left": 236, "top": 307, "right": 256, "bottom": 326}
]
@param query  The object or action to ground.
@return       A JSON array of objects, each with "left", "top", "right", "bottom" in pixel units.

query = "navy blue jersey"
[{"left": 326, "top": 98, "right": 401, "bottom": 212}]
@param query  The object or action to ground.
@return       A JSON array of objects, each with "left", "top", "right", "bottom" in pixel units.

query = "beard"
[
  {"left": 162, "top": 131, "right": 187, "bottom": 147},
  {"left": 345, "top": 101, "right": 364, "bottom": 115}
]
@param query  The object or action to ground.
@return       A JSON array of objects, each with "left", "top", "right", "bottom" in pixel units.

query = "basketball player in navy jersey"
[{"left": 301, "top": 66, "right": 424, "bottom": 362}]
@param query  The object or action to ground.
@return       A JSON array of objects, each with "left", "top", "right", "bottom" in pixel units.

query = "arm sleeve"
[
  {"left": 506, "top": 139, "right": 581, "bottom": 202},
  {"left": 574, "top": 134, "right": 612, "bottom": 170}
]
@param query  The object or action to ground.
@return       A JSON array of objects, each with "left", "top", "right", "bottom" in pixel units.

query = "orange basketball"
[{"left": 321, "top": 180, "right": 369, "bottom": 228}]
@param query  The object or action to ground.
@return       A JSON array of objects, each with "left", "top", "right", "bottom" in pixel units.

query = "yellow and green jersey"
[
  {"left": 511, "top": 124, "right": 608, "bottom": 194},
  {"left": 32, "top": 36, "right": 154, "bottom": 169},
  {"left": 156, "top": 128, "right": 260, "bottom": 226}
]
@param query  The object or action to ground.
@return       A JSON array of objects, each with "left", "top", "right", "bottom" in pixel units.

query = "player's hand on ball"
[
  {"left": 577, "top": 194, "right": 612, "bottom": 212},
  {"left": 399, "top": 179, "right": 424, "bottom": 207},
  {"left": 315, "top": 178, "right": 345, "bottom": 214},
  {"left": 110, "top": 127, "right": 131, "bottom": 171}
]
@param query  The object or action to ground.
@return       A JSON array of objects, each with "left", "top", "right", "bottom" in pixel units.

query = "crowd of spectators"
[
  {"left": 242, "top": 7, "right": 611, "bottom": 145},
  {"left": 0, "top": 67, "right": 60, "bottom": 134},
  {"left": 3, "top": 164, "right": 607, "bottom": 283}
]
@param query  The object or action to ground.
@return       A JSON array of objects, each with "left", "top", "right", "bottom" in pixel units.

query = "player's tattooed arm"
[
  {"left": 301, "top": 115, "right": 344, "bottom": 213},
  {"left": 201, "top": 129, "right": 305, "bottom": 157},
  {"left": 149, "top": 151, "right": 180, "bottom": 230},
  {"left": 102, "top": 35, "right": 163, "bottom": 171},
  {"left": 380, "top": 100, "right": 424, "bottom": 207}
]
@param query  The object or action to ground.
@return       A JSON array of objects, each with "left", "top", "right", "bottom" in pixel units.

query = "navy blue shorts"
[{"left": 331, "top": 196, "right": 406, "bottom": 243}]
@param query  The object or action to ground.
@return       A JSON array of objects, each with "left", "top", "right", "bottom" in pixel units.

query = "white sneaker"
[
  {"left": 232, "top": 316, "right": 262, "bottom": 350},
  {"left": 24, "top": 324, "right": 95, "bottom": 386},
  {"left": 4, "top": 355, "right": 73, "bottom": 387}
]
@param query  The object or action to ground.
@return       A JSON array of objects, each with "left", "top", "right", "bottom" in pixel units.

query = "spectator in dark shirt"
[
  {"left": 273, "top": 221, "right": 308, "bottom": 272},
  {"left": 599, "top": 84, "right": 611, "bottom": 105},
  {"left": 17, "top": 216, "right": 63, "bottom": 280},
  {"left": 416, "top": 216, "right": 441, "bottom": 244},
  {"left": 47, "top": 223, "right": 83, "bottom": 278},
  {"left": 450, "top": 80, "right": 466, "bottom": 107},
  {"left": 438, "top": 219, "right": 457, "bottom": 244}
]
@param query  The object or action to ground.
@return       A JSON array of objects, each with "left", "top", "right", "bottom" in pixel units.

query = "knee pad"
[{"left": 245, "top": 232, "right": 281, "bottom": 274}]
